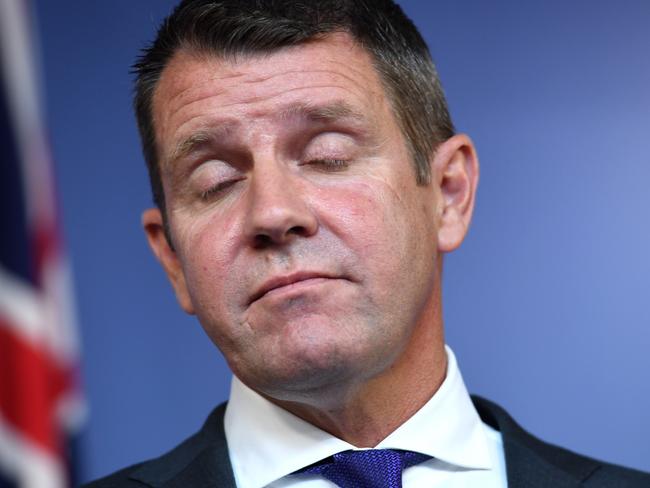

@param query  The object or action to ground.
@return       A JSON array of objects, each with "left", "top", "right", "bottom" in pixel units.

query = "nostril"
[
  {"left": 253, "top": 225, "right": 308, "bottom": 248},
  {"left": 287, "top": 225, "right": 307, "bottom": 237},
  {"left": 253, "top": 234, "right": 273, "bottom": 249}
]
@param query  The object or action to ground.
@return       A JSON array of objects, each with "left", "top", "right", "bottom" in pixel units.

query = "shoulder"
[
  {"left": 82, "top": 403, "right": 236, "bottom": 488},
  {"left": 83, "top": 463, "right": 149, "bottom": 488},
  {"left": 472, "top": 395, "right": 650, "bottom": 487},
  {"left": 586, "top": 463, "right": 650, "bottom": 487}
]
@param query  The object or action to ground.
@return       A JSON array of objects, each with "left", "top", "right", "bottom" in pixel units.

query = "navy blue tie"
[{"left": 297, "top": 448, "right": 431, "bottom": 487}]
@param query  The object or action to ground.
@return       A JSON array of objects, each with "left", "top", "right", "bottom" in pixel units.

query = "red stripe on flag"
[
  {"left": 0, "top": 317, "right": 72, "bottom": 456},
  {"left": 32, "top": 219, "right": 61, "bottom": 287}
]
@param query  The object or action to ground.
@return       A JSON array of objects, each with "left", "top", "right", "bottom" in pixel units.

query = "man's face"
[{"left": 148, "top": 34, "right": 447, "bottom": 400}]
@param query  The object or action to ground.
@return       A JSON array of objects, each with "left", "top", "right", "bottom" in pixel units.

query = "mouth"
[{"left": 249, "top": 272, "right": 339, "bottom": 305}]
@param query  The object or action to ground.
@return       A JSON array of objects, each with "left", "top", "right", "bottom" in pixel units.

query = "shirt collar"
[{"left": 225, "top": 346, "right": 493, "bottom": 488}]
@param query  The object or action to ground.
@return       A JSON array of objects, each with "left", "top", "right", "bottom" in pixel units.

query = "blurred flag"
[{"left": 0, "top": 1, "right": 86, "bottom": 487}]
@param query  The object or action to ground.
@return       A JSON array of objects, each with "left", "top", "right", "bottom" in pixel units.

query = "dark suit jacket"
[{"left": 85, "top": 396, "right": 650, "bottom": 487}]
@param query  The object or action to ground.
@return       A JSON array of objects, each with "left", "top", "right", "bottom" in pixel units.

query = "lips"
[{"left": 249, "top": 272, "right": 336, "bottom": 305}]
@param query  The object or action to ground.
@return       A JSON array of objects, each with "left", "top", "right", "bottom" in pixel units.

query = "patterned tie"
[{"left": 297, "top": 448, "right": 432, "bottom": 488}]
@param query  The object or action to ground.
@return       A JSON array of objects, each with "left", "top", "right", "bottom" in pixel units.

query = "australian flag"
[{"left": 0, "top": 1, "right": 85, "bottom": 487}]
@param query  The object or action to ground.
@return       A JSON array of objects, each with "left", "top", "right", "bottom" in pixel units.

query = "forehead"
[{"left": 151, "top": 33, "right": 396, "bottom": 163}]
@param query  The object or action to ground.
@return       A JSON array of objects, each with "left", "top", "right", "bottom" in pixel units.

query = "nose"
[{"left": 243, "top": 160, "right": 318, "bottom": 248}]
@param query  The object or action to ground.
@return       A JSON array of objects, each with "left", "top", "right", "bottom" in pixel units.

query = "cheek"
[
  {"left": 317, "top": 178, "right": 420, "bottom": 256},
  {"left": 172, "top": 208, "right": 244, "bottom": 310},
  {"left": 318, "top": 177, "right": 437, "bottom": 301},
  {"left": 322, "top": 185, "right": 379, "bottom": 232}
]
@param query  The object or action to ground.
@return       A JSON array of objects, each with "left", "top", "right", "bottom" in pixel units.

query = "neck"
[{"left": 265, "top": 294, "right": 447, "bottom": 447}]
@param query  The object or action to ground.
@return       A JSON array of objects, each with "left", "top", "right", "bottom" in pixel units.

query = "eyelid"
[
  {"left": 189, "top": 159, "right": 243, "bottom": 199},
  {"left": 191, "top": 158, "right": 237, "bottom": 179},
  {"left": 303, "top": 131, "right": 356, "bottom": 155},
  {"left": 199, "top": 178, "right": 242, "bottom": 200},
  {"left": 302, "top": 158, "right": 350, "bottom": 172},
  {"left": 180, "top": 145, "right": 249, "bottom": 185}
]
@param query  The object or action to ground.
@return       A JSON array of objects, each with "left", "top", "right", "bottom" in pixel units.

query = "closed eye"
[
  {"left": 199, "top": 179, "right": 242, "bottom": 200},
  {"left": 306, "top": 158, "right": 350, "bottom": 172}
]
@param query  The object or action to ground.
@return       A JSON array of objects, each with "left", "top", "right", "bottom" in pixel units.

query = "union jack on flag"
[{"left": 0, "top": 1, "right": 86, "bottom": 487}]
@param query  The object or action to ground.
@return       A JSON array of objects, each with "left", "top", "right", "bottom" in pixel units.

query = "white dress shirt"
[{"left": 224, "top": 346, "right": 507, "bottom": 488}]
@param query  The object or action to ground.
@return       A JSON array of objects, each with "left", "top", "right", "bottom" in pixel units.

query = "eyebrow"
[
  {"left": 164, "top": 101, "right": 369, "bottom": 170},
  {"left": 279, "top": 101, "right": 367, "bottom": 124}
]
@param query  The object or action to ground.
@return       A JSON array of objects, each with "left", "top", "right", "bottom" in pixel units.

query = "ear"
[
  {"left": 142, "top": 208, "right": 195, "bottom": 314},
  {"left": 432, "top": 134, "right": 479, "bottom": 253}
]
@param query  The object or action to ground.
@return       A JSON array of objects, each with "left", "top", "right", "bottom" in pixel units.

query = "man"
[{"left": 88, "top": 1, "right": 650, "bottom": 486}]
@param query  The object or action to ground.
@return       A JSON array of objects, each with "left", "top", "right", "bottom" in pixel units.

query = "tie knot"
[{"left": 298, "top": 448, "right": 431, "bottom": 488}]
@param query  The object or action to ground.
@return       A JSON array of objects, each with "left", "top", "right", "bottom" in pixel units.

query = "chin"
[{"left": 236, "top": 337, "right": 394, "bottom": 405}]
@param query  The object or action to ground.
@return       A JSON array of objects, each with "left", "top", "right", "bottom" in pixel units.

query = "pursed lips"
[{"left": 248, "top": 272, "right": 339, "bottom": 305}]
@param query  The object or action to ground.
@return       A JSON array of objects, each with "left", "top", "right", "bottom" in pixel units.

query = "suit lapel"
[
  {"left": 502, "top": 437, "right": 582, "bottom": 488},
  {"left": 129, "top": 403, "right": 237, "bottom": 488},
  {"left": 472, "top": 396, "right": 598, "bottom": 488},
  {"left": 159, "top": 447, "right": 237, "bottom": 488}
]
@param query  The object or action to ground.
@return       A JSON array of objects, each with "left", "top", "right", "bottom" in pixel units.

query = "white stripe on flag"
[
  {"left": 0, "top": 265, "right": 45, "bottom": 346},
  {"left": 0, "top": 263, "right": 81, "bottom": 363},
  {"left": 0, "top": 414, "right": 67, "bottom": 488}
]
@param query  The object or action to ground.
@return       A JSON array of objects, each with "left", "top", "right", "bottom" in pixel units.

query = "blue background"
[{"left": 32, "top": 0, "right": 650, "bottom": 482}]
